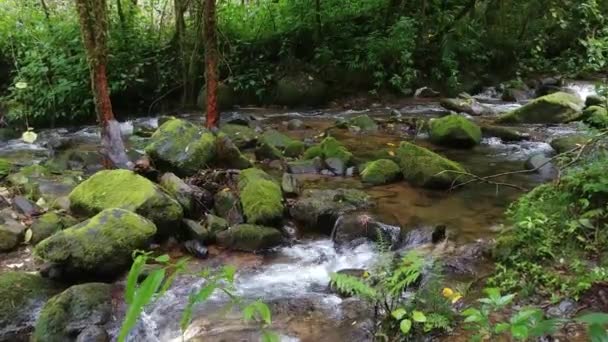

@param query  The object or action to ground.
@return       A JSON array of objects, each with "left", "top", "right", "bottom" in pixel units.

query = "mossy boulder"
[
  {"left": 238, "top": 168, "right": 283, "bottom": 226},
  {"left": 214, "top": 134, "right": 253, "bottom": 169},
  {"left": 429, "top": 114, "right": 482, "bottom": 148},
  {"left": 289, "top": 188, "right": 372, "bottom": 233},
  {"left": 197, "top": 82, "right": 237, "bottom": 110},
  {"left": 34, "top": 208, "right": 157, "bottom": 276},
  {"left": 0, "top": 210, "right": 26, "bottom": 252},
  {"left": 283, "top": 141, "right": 306, "bottom": 158},
  {"left": 496, "top": 92, "right": 584, "bottom": 124},
  {"left": 0, "top": 158, "right": 12, "bottom": 178},
  {"left": 34, "top": 283, "right": 112, "bottom": 342},
  {"left": 69, "top": 170, "right": 182, "bottom": 236},
  {"left": 216, "top": 224, "right": 282, "bottom": 252},
  {"left": 219, "top": 124, "right": 257, "bottom": 148},
  {"left": 214, "top": 190, "right": 244, "bottom": 225},
  {"left": 260, "top": 130, "right": 295, "bottom": 150},
  {"left": 275, "top": 73, "right": 328, "bottom": 107},
  {"left": 30, "top": 212, "right": 79, "bottom": 245},
  {"left": 583, "top": 105, "right": 608, "bottom": 128},
  {"left": 347, "top": 115, "right": 378, "bottom": 132},
  {"left": 145, "top": 119, "right": 216, "bottom": 176},
  {"left": 480, "top": 125, "right": 528, "bottom": 141},
  {"left": 396, "top": 142, "right": 466, "bottom": 189},
  {"left": 302, "top": 137, "right": 352, "bottom": 164},
  {"left": 550, "top": 135, "right": 589, "bottom": 154},
  {"left": 255, "top": 141, "right": 283, "bottom": 161},
  {"left": 361, "top": 159, "right": 401, "bottom": 185},
  {"left": 0, "top": 272, "right": 58, "bottom": 341}
]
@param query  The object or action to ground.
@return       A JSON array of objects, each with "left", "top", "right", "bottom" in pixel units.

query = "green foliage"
[{"left": 576, "top": 312, "right": 608, "bottom": 342}]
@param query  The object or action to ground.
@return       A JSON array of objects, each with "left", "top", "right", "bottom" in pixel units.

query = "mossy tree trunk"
[
  {"left": 74, "top": 0, "right": 130, "bottom": 168},
  {"left": 203, "top": 0, "right": 219, "bottom": 129}
]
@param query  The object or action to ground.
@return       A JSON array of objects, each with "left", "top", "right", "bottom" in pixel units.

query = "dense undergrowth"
[{"left": 2, "top": 0, "right": 608, "bottom": 126}]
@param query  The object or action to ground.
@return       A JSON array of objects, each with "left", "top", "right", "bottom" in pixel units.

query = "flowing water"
[{"left": 0, "top": 85, "right": 592, "bottom": 341}]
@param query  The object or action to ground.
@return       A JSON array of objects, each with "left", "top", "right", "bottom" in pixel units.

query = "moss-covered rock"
[
  {"left": 238, "top": 168, "right": 283, "bottom": 226},
  {"left": 145, "top": 119, "right": 216, "bottom": 176},
  {"left": 260, "top": 130, "right": 294, "bottom": 149},
  {"left": 69, "top": 170, "right": 182, "bottom": 236},
  {"left": 361, "top": 159, "right": 401, "bottom": 185},
  {"left": 0, "top": 158, "right": 12, "bottom": 178},
  {"left": 34, "top": 208, "right": 157, "bottom": 276},
  {"left": 219, "top": 124, "right": 258, "bottom": 148},
  {"left": 289, "top": 189, "right": 372, "bottom": 233},
  {"left": 0, "top": 210, "right": 26, "bottom": 252},
  {"left": 30, "top": 212, "right": 78, "bottom": 245},
  {"left": 287, "top": 157, "right": 323, "bottom": 174},
  {"left": 429, "top": 114, "right": 482, "bottom": 148},
  {"left": 550, "top": 135, "right": 589, "bottom": 154},
  {"left": 496, "top": 92, "right": 584, "bottom": 124},
  {"left": 480, "top": 125, "right": 528, "bottom": 141},
  {"left": 7, "top": 164, "right": 79, "bottom": 202},
  {"left": 206, "top": 214, "right": 229, "bottom": 235},
  {"left": 283, "top": 141, "right": 306, "bottom": 158},
  {"left": 214, "top": 134, "right": 253, "bottom": 169},
  {"left": 347, "top": 115, "right": 378, "bottom": 132},
  {"left": 302, "top": 137, "right": 352, "bottom": 164},
  {"left": 275, "top": 73, "right": 328, "bottom": 107},
  {"left": 395, "top": 142, "right": 466, "bottom": 189},
  {"left": 34, "top": 283, "right": 112, "bottom": 342},
  {"left": 216, "top": 224, "right": 282, "bottom": 251},
  {"left": 0, "top": 272, "right": 58, "bottom": 341},
  {"left": 214, "top": 190, "right": 244, "bottom": 225},
  {"left": 583, "top": 105, "right": 608, "bottom": 128},
  {"left": 255, "top": 140, "right": 283, "bottom": 161}
]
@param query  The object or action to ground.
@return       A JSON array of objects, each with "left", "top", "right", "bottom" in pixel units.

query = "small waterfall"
[{"left": 564, "top": 81, "right": 597, "bottom": 100}]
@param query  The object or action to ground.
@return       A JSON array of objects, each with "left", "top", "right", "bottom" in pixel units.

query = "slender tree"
[
  {"left": 74, "top": 0, "right": 130, "bottom": 168},
  {"left": 203, "top": 0, "right": 219, "bottom": 129}
]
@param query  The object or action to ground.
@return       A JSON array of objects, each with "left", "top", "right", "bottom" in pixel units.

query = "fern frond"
[{"left": 330, "top": 273, "right": 376, "bottom": 299}]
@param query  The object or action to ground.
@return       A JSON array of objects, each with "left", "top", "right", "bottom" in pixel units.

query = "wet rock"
[
  {"left": 525, "top": 154, "right": 556, "bottom": 179},
  {"left": 219, "top": 124, "right": 257, "bottom": 149},
  {"left": 30, "top": 212, "right": 78, "bottom": 245},
  {"left": 283, "top": 140, "right": 306, "bottom": 158},
  {"left": 183, "top": 219, "right": 211, "bottom": 243},
  {"left": 502, "top": 88, "right": 532, "bottom": 102},
  {"left": 303, "top": 137, "right": 353, "bottom": 165},
  {"left": 145, "top": 119, "right": 216, "bottom": 176},
  {"left": 160, "top": 172, "right": 208, "bottom": 219},
  {"left": 550, "top": 135, "right": 589, "bottom": 154},
  {"left": 38, "top": 131, "right": 75, "bottom": 151},
  {"left": 480, "top": 125, "right": 529, "bottom": 141},
  {"left": 0, "top": 210, "right": 26, "bottom": 252},
  {"left": 133, "top": 120, "right": 158, "bottom": 138},
  {"left": 220, "top": 112, "right": 256, "bottom": 126},
  {"left": 585, "top": 95, "right": 605, "bottom": 108},
  {"left": 69, "top": 169, "right": 183, "bottom": 236},
  {"left": 238, "top": 168, "right": 283, "bottom": 226},
  {"left": 213, "top": 190, "right": 244, "bottom": 225},
  {"left": 443, "top": 240, "right": 491, "bottom": 277},
  {"left": 12, "top": 195, "right": 41, "bottom": 216},
  {"left": 583, "top": 105, "right": 608, "bottom": 128},
  {"left": 281, "top": 173, "right": 301, "bottom": 196},
  {"left": 290, "top": 189, "right": 372, "bottom": 233},
  {"left": 546, "top": 298, "right": 577, "bottom": 319},
  {"left": 396, "top": 141, "right": 466, "bottom": 189},
  {"left": 535, "top": 76, "right": 564, "bottom": 96},
  {"left": 34, "top": 208, "right": 157, "bottom": 277},
  {"left": 216, "top": 224, "right": 283, "bottom": 251},
  {"left": 389, "top": 109, "right": 402, "bottom": 118},
  {"left": 275, "top": 73, "right": 328, "bottom": 107},
  {"left": 414, "top": 87, "right": 440, "bottom": 98},
  {"left": 183, "top": 240, "right": 209, "bottom": 259},
  {"left": 360, "top": 159, "right": 401, "bottom": 185},
  {"left": 260, "top": 129, "right": 295, "bottom": 150},
  {"left": 402, "top": 225, "right": 447, "bottom": 247},
  {"left": 429, "top": 114, "right": 482, "bottom": 148},
  {"left": 34, "top": 283, "right": 112, "bottom": 342},
  {"left": 496, "top": 92, "right": 583, "bottom": 124},
  {"left": 287, "top": 157, "right": 323, "bottom": 174},
  {"left": 325, "top": 157, "right": 345, "bottom": 175},
  {"left": 440, "top": 96, "right": 494, "bottom": 116},
  {"left": 287, "top": 119, "right": 304, "bottom": 130},
  {"left": 255, "top": 140, "right": 283, "bottom": 161},
  {"left": 345, "top": 167, "right": 356, "bottom": 177},
  {"left": 332, "top": 213, "right": 401, "bottom": 248},
  {"left": 76, "top": 326, "right": 109, "bottom": 342},
  {"left": 334, "top": 117, "right": 348, "bottom": 128},
  {"left": 214, "top": 134, "right": 253, "bottom": 169},
  {"left": 0, "top": 272, "right": 58, "bottom": 341},
  {"left": 347, "top": 115, "right": 378, "bottom": 132},
  {"left": 205, "top": 214, "right": 229, "bottom": 235}
]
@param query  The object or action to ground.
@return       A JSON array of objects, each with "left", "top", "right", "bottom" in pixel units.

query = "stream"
[{"left": 0, "top": 81, "right": 597, "bottom": 341}]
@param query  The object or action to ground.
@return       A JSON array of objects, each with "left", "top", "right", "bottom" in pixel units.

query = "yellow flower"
[
  {"left": 451, "top": 294, "right": 463, "bottom": 303},
  {"left": 442, "top": 287, "right": 454, "bottom": 298}
]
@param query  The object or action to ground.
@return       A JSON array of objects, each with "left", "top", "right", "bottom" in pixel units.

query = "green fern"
[
  {"left": 329, "top": 273, "right": 376, "bottom": 299},
  {"left": 423, "top": 313, "right": 451, "bottom": 332},
  {"left": 385, "top": 251, "right": 424, "bottom": 295}
]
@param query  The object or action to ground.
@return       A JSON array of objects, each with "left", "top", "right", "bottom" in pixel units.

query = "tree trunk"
[
  {"left": 203, "top": 0, "right": 219, "bottom": 129},
  {"left": 175, "top": 0, "right": 188, "bottom": 106},
  {"left": 116, "top": 0, "right": 126, "bottom": 29},
  {"left": 74, "top": 0, "right": 130, "bottom": 169}
]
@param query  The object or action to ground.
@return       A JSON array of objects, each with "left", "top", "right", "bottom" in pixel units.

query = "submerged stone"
[
  {"left": 429, "top": 114, "right": 482, "bottom": 148},
  {"left": 496, "top": 92, "right": 583, "bottom": 124},
  {"left": 302, "top": 137, "right": 352, "bottom": 164},
  {"left": 396, "top": 142, "right": 466, "bottom": 189},
  {"left": 69, "top": 169, "right": 182, "bottom": 236},
  {"left": 34, "top": 208, "right": 157, "bottom": 276},
  {"left": 347, "top": 115, "right": 378, "bottom": 132},
  {"left": 216, "top": 224, "right": 283, "bottom": 252}
]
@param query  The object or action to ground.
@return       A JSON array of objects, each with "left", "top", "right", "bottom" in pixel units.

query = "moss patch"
[
  {"left": 348, "top": 115, "right": 378, "bottom": 132},
  {"left": 496, "top": 92, "right": 583, "bottom": 124},
  {"left": 219, "top": 124, "right": 258, "bottom": 148},
  {"left": 216, "top": 224, "right": 282, "bottom": 251},
  {"left": 34, "top": 208, "right": 157, "bottom": 275},
  {"left": 284, "top": 141, "right": 306, "bottom": 158},
  {"left": 550, "top": 135, "right": 590, "bottom": 154},
  {"left": 429, "top": 114, "right": 481, "bottom": 148},
  {"left": 583, "top": 105, "right": 608, "bottom": 128},
  {"left": 302, "top": 137, "right": 352, "bottom": 164},
  {"left": 361, "top": 159, "right": 401, "bottom": 185},
  {"left": 396, "top": 142, "right": 466, "bottom": 189},
  {"left": 238, "top": 168, "right": 283, "bottom": 226}
]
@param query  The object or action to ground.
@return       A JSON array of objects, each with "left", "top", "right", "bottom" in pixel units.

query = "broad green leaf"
[
  {"left": 589, "top": 323, "right": 608, "bottom": 342},
  {"left": 154, "top": 254, "right": 170, "bottom": 263},
  {"left": 400, "top": 319, "right": 412, "bottom": 335},
  {"left": 510, "top": 324, "right": 529, "bottom": 340},
  {"left": 391, "top": 308, "right": 407, "bottom": 320},
  {"left": 577, "top": 312, "right": 608, "bottom": 325},
  {"left": 261, "top": 330, "right": 280, "bottom": 342},
  {"left": 255, "top": 301, "right": 272, "bottom": 325},
  {"left": 125, "top": 255, "right": 147, "bottom": 305},
  {"left": 495, "top": 322, "right": 510, "bottom": 334},
  {"left": 24, "top": 229, "right": 32, "bottom": 244},
  {"left": 412, "top": 311, "right": 426, "bottom": 323},
  {"left": 180, "top": 283, "right": 218, "bottom": 332}
]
